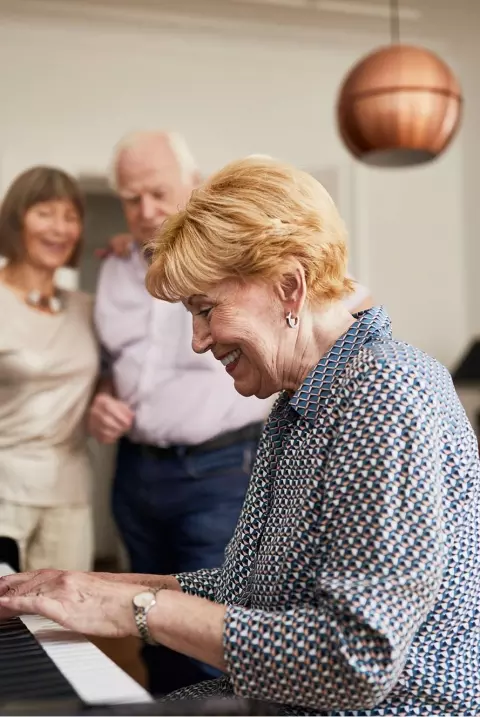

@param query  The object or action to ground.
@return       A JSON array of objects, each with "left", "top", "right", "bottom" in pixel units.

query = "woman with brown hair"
[{"left": 0, "top": 166, "right": 99, "bottom": 571}]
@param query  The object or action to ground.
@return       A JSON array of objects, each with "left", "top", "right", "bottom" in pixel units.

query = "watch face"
[{"left": 133, "top": 591, "right": 155, "bottom": 609}]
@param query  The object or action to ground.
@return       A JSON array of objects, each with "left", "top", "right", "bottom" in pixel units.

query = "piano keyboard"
[
  {"left": 0, "top": 563, "right": 153, "bottom": 707},
  {"left": 0, "top": 616, "right": 77, "bottom": 703}
]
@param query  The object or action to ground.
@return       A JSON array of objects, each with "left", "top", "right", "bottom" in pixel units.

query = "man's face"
[{"left": 116, "top": 138, "right": 194, "bottom": 245}]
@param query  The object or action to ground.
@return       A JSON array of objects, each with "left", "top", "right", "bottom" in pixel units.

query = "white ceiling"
[{"left": 0, "top": 0, "right": 473, "bottom": 42}]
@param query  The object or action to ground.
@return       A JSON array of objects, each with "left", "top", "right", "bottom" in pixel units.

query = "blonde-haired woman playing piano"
[{"left": 1, "top": 157, "right": 478, "bottom": 716}]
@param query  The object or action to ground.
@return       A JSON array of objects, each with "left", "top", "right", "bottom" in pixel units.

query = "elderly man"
[
  {"left": 89, "top": 131, "right": 272, "bottom": 696},
  {"left": 88, "top": 131, "right": 373, "bottom": 696}
]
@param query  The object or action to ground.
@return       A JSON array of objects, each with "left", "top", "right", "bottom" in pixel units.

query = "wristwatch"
[{"left": 132, "top": 590, "right": 159, "bottom": 645}]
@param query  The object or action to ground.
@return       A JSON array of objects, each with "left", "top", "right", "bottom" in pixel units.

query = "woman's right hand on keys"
[
  {"left": 87, "top": 392, "right": 134, "bottom": 444},
  {"left": 0, "top": 569, "right": 180, "bottom": 596},
  {"left": 0, "top": 570, "right": 182, "bottom": 638}
]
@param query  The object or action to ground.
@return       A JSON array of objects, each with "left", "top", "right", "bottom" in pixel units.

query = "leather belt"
[{"left": 139, "top": 422, "right": 263, "bottom": 460}]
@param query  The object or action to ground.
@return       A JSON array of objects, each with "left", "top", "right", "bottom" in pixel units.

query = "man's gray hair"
[{"left": 108, "top": 130, "right": 198, "bottom": 190}]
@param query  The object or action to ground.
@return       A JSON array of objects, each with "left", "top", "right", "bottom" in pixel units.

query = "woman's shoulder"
[
  {"left": 359, "top": 338, "right": 445, "bottom": 375},
  {"left": 65, "top": 289, "right": 93, "bottom": 306},
  {"left": 0, "top": 280, "right": 23, "bottom": 308},
  {"left": 64, "top": 290, "right": 94, "bottom": 319},
  {"left": 343, "top": 338, "right": 452, "bottom": 404}
]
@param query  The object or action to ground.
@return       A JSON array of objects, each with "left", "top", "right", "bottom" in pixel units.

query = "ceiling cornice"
[{"left": 0, "top": 0, "right": 449, "bottom": 50}]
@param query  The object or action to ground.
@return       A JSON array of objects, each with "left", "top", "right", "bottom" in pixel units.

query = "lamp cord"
[{"left": 390, "top": 0, "right": 400, "bottom": 44}]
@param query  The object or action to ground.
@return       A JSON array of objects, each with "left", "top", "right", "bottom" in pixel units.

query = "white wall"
[
  {"left": 0, "top": 6, "right": 469, "bottom": 369},
  {"left": 0, "top": 0, "right": 476, "bottom": 560},
  {"left": 455, "top": 19, "right": 480, "bottom": 339}
]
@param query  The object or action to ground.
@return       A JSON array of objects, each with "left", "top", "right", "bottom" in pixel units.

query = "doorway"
[{"left": 80, "top": 181, "right": 128, "bottom": 567}]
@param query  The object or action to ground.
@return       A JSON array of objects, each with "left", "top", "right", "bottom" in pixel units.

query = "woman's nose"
[
  {"left": 192, "top": 326, "right": 213, "bottom": 355},
  {"left": 51, "top": 219, "right": 69, "bottom": 236}
]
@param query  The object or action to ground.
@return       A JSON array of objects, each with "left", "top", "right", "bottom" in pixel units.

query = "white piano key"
[{"left": 0, "top": 563, "right": 153, "bottom": 705}]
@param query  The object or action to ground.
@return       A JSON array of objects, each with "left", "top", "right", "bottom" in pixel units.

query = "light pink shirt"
[{"left": 94, "top": 248, "right": 369, "bottom": 447}]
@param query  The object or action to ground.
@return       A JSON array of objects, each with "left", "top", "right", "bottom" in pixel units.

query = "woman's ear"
[{"left": 275, "top": 260, "right": 307, "bottom": 315}]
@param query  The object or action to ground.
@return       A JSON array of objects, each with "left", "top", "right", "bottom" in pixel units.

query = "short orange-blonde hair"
[{"left": 145, "top": 157, "right": 354, "bottom": 304}]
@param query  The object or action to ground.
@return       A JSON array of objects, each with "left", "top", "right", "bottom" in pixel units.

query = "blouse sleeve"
[
  {"left": 175, "top": 568, "right": 222, "bottom": 601},
  {"left": 223, "top": 359, "right": 445, "bottom": 711}
]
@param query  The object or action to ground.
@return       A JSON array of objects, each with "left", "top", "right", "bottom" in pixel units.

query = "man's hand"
[
  {"left": 95, "top": 234, "right": 134, "bottom": 260},
  {"left": 88, "top": 392, "right": 134, "bottom": 444}
]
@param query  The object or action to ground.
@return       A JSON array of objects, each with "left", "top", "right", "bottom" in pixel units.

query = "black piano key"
[{"left": 0, "top": 617, "right": 79, "bottom": 704}]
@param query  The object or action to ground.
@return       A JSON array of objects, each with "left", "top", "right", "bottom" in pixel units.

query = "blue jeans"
[{"left": 112, "top": 436, "right": 256, "bottom": 696}]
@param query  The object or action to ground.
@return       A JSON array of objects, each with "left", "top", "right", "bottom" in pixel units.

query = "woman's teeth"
[
  {"left": 220, "top": 349, "right": 241, "bottom": 367},
  {"left": 42, "top": 240, "right": 67, "bottom": 251}
]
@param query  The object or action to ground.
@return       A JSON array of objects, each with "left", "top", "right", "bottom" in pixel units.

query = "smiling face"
[
  {"left": 186, "top": 278, "right": 295, "bottom": 399},
  {"left": 22, "top": 198, "right": 82, "bottom": 271},
  {"left": 145, "top": 156, "right": 357, "bottom": 395},
  {"left": 116, "top": 135, "right": 195, "bottom": 245}
]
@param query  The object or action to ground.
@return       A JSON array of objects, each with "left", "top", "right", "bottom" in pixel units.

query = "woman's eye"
[{"left": 198, "top": 308, "right": 212, "bottom": 318}]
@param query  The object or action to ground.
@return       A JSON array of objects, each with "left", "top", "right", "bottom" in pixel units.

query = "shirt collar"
[{"left": 289, "top": 306, "right": 392, "bottom": 423}]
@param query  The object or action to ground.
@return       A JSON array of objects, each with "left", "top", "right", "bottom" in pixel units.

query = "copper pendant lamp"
[{"left": 336, "top": 0, "right": 463, "bottom": 167}]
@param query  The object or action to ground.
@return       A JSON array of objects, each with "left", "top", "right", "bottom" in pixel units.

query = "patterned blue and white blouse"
[{"left": 175, "top": 306, "right": 480, "bottom": 715}]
